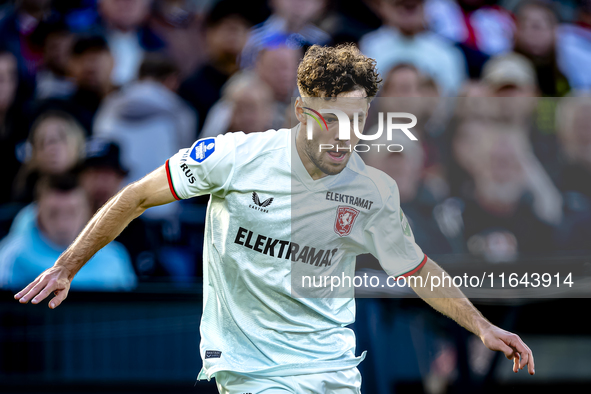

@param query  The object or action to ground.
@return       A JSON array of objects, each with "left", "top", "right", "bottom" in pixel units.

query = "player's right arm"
[{"left": 13, "top": 164, "right": 176, "bottom": 309}]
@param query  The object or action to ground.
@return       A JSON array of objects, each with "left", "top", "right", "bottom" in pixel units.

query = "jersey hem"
[
  {"left": 165, "top": 159, "right": 181, "bottom": 200},
  {"left": 197, "top": 350, "right": 367, "bottom": 381}
]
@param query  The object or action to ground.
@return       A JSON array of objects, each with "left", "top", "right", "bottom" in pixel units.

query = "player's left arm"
[{"left": 409, "top": 257, "right": 535, "bottom": 375}]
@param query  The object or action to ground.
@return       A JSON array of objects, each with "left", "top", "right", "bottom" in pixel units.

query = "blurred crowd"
[{"left": 1, "top": 0, "right": 591, "bottom": 290}]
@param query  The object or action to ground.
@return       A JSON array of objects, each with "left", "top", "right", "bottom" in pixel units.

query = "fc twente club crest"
[{"left": 334, "top": 206, "right": 360, "bottom": 237}]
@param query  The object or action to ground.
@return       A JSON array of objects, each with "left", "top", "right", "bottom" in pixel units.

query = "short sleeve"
[
  {"left": 165, "top": 133, "right": 237, "bottom": 200},
  {"left": 363, "top": 184, "right": 427, "bottom": 278}
]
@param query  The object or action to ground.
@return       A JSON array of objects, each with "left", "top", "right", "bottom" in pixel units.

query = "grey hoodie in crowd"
[{"left": 94, "top": 80, "right": 196, "bottom": 219}]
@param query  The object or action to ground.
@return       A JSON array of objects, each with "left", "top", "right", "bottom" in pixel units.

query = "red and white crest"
[{"left": 334, "top": 206, "right": 360, "bottom": 237}]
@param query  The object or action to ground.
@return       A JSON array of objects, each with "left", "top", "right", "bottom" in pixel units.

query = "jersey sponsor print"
[{"left": 165, "top": 126, "right": 426, "bottom": 380}]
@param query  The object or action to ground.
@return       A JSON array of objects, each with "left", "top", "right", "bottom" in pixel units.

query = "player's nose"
[{"left": 334, "top": 135, "right": 351, "bottom": 146}]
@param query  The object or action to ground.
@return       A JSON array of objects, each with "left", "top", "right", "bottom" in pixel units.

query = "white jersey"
[{"left": 166, "top": 125, "right": 426, "bottom": 380}]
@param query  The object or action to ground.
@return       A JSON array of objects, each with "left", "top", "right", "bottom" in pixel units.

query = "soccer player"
[{"left": 14, "top": 44, "right": 534, "bottom": 393}]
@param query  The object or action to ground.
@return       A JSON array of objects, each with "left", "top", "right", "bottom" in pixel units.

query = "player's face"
[{"left": 296, "top": 89, "right": 370, "bottom": 179}]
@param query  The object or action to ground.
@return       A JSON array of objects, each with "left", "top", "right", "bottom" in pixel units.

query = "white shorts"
[{"left": 215, "top": 367, "right": 362, "bottom": 394}]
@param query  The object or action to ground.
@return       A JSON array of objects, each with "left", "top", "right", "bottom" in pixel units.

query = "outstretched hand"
[
  {"left": 13, "top": 265, "right": 73, "bottom": 309},
  {"left": 481, "top": 325, "right": 535, "bottom": 375}
]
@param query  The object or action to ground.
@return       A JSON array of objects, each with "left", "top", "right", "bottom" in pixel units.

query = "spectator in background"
[
  {"left": 380, "top": 63, "right": 422, "bottom": 98},
  {"left": 97, "top": 0, "right": 165, "bottom": 86},
  {"left": 481, "top": 51, "right": 564, "bottom": 182},
  {"left": 555, "top": 97, "right": 591, "bottom": 199},
  {"left": 0, "top": 173, "right": 136, "bottom": 291},
  {"left": 360, "top": 0, "right": 467, "bottom": 95},
  {"left": 437, "top": 116, "right": 489, "bottom": 255},
  {"left": 463, "top": 76, "right": 564, "bottom": 223},
  {"left": 48, "top": 1, "right": 100, "bottom": 33},
  {"left": 425, "top": 0, "right": 514, "bottom": 77},
  {"left": 376, "top": 64, "right": 446, "bottom": 184},
  {"left": 240, "top": 0, "right": 330, "bottom": 69},
  {"left": 149, "top": 0, "right": 206, "bottom": 77},
  {"left": 514, "top": 1, "right": 570, "bottom": 97},
  {"left": 557, "top": 0, "right": 591, "bottom": 92},
  {"left": 79, "top": 139, "right": 167, "bottom": 280},
  {"left": 254, "top": 44, "right": 301, "bottom": 128},
  {"left": 256, "top": 44, "right": 300, "bottom": 103},
  {"left": 0, "top": 0, "right": 51, "bottom": 100},
  {"left": 12, "top": 111, "right": 85, "bottom": 204},
  {"left": 324, "top": 0, "right": 383, "bottom": 45},
  {"left": 79, "top": 139, "right": 129, "bottom": 214},
  {"left": 93, "top": 54, "right": 194, "bottom": 220},
  {"left": 33, "top": 17, "right": 75, "bottom": 100},
  {"left": 375, "top": 64, "right": 425, "bottom": 123},
  {"left": 381, "top": 62, "right": 443, "bottom": 99},
  {"left": 178, "top": 0, "right": 252, "bottom": 132},
  {"left": 0, "top": 49, "right": 26, "bottom": 205},
  {"left": 446, "top": 116, "right": 487, "bottom": 199},
  {"left": 32, "top": 35, "right": 115, "bottom": 135},
  {"left": 65, "top": 35, "right": 115, "bottom": 133},
  {"left": 446, "top": 125, "right": 556, "bottom": 261},
  {"left": 481, "top": 52, "right": 538, "bottom": 125},
  {"left": 362, "top": 134, "right": 454, "bottom": 255},
  {"left": 200, "top": 71, "right": 274, "bottom": 138},
  {"left": 553, "top": 97, "right": 591, "bottom": 251}
]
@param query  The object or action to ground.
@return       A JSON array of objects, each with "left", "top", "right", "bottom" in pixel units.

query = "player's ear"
[{"left": 295, "top": 97, "right": 307, "bottom": 124}]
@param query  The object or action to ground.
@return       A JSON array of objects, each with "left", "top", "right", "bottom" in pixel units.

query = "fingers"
[
  {"left": 527, "top": 347, "right": 535, "bottom": 375},
  {"left": 497, "top": 339, "right": 515, "bottom": 360},
  {"left": 30, "top": 281, "right": 60, "bottom": 305},
  {"left": 513, "top": 337, "right": 532, "bottom": 374},
  {"left": 14, "top": 277, "right": 41, "bottom": 301},
  {"left": 49, "top": 288, "right": 69, "bottom": 309},
  {"left": 513, "top": 352, "right": 519, "bottom": 373},
  {"left": 519, "top": 342, "right": 535, "bottom": 375},
  {"left": 17, "top": 277, "right": 52, "bottom": 304},
  {"left": 505, "top": 333, "right": 535, "bottom": 375},
  {"left": 517, "top": 347, "right": 529, "bottom": 372},
  {"left": 14, "top": 267, "right": 72, "bottom": 309}
]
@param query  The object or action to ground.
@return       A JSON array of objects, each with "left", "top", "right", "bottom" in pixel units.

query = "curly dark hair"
[{"left": 297, "top": 44, "right": 382, "bottom": 98}]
